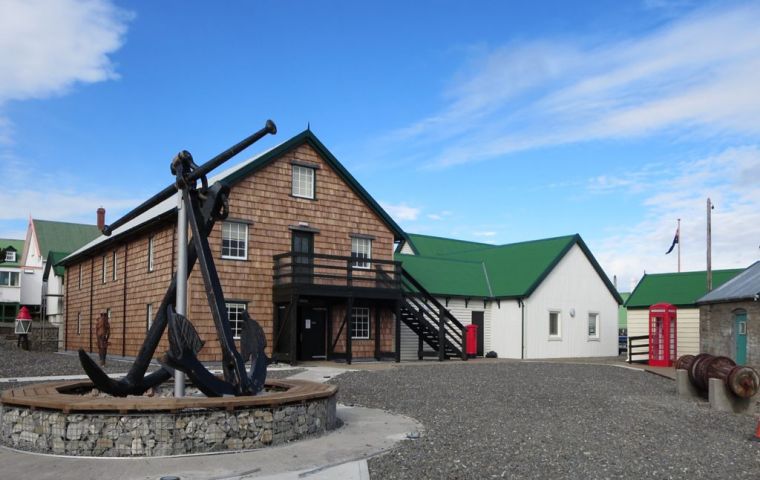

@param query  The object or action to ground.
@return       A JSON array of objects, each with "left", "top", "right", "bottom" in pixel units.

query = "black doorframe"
[
  {"left": 298, "top": 306, "right": 327, "bottom": 360},
  {"left": 292, "top": 230, "right": 314, "bottom": 283},
  {"left": 472, "top": 311, "right": 485, "bottom": 357}
]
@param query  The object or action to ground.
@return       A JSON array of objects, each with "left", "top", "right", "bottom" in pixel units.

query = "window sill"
[
  {"left": 290, "top": 194, "right": 316, "bottom": 201},
  {"left": 221, "top": 256, "right": 249, "bottom": 261},
  {"left": 587, "top": 337, "right": 600, "bottom": 342},
  {"left": 548, "top": 336, "right": 563, "bottom": 341}
]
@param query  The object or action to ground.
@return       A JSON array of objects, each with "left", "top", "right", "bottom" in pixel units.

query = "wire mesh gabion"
[{"left": 0, "top": 395, "right": 336, "bottom": 457}]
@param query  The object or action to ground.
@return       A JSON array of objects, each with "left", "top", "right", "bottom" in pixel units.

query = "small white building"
[
  {"left": 624, "top": 268, "right": 744, "bottom": 359},
  {"left": 0, "top": 239, "right": 24, "bottom": 323},
  {"left": 397, "top": 233, "right": 621, "bottom": 359},
  {"left": 19, "top": 219, "right": 100, "bottom": 319}
]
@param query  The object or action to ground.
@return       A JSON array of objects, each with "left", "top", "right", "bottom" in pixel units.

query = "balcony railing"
[{"left": 273, "top": 252, "right": 401, "bottom": 291}]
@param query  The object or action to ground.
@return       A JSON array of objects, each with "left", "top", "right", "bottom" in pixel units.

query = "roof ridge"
[
  {"left": 642, "top": 268, "right": 745, "bottom": 277},
  {"left": 395, "top": 252, "right": 485, "bottom": 265},
  {"left": 407, "top": 232, "right": 495, "bottom": 246}
]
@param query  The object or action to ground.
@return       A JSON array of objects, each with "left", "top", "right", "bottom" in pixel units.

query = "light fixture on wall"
[{"left": 569, "top": 308, "right": 576, "bottom": 318}]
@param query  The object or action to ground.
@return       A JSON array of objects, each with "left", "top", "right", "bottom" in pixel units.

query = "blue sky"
[{"left": 1, "top": 0, "right": 759, "bottom": 290}]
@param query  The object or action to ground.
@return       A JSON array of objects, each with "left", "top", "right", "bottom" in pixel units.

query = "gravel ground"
[{"left": 331, "top": 361, "right": 760, "bottom": 480}]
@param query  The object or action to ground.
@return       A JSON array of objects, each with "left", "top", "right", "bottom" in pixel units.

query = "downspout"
[
  {"left": 122, "top": 243, "right": 128, "bottom": 357},
  {"left": 519, "top": 297, "right": 525, "bottom": 359}
]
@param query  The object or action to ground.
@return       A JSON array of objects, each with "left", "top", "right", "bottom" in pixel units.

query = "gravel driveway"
[{"left": 331, "top": 361, "right": 760, "bottom": 480}]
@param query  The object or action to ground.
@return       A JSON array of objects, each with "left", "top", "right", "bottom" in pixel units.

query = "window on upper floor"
[
  {"left": 146, "top": 303, "right": 153, "bottom": 331},
  {"left": 221, "top": 222, "right": 248, "bottom": 260},
  {"left": 112, "top": 251, "right": 117, "bottom": 281},
  {"left": 78, "top": 265, "right": 82, "bottom": 289},
  {"left": 292, "top": 164, "right": 315, "bottom": 199},
  {"left": 102, "top": 254, "right": 107, "bottom": 284},
  {"left": 351, "top": 237, "right": 372, "bottom": 269},
  {"left": 351, "top": 307, "right": 370, "bottom": 340},
  {"left": 4, "top": 250, "right": 16, "bottom": 262},
  {"left": 77, "top": 312, "right": 81, "bottom": 335},
  {"left": 0, "top": 271, "right": 19, "bottom": 287},
  {"left": 148, "top": 236, "right": 155, "bottom": 272}
]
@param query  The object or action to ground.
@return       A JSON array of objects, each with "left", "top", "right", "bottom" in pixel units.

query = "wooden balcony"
[{"left": 272, "top": 252, "right": 402, "bottom": 301}]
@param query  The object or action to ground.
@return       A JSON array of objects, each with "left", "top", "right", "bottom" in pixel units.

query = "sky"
[{"left": 1, "top": 0, "right": 759, "bottom": 292}]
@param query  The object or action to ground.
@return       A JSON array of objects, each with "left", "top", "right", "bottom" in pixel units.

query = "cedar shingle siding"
[{"left": 64, "top": 141, "right": 398, "bottom": 361}]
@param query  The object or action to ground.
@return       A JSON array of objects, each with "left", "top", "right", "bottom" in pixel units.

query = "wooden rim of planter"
[{"left": 0, "top": 379, "right": 337, "bottom": 414}]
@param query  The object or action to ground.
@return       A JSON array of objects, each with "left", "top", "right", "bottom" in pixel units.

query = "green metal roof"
[
  {"left": 397, "top": 233, "right": 622, "bottom": 303},
  {"left": 403, "top": 233, "right": 496, "bottom": 256},
  {"left": 397, "top": 254, "right": 491, "bottom": 297},
  {"left": 44, "top": 251, "right": 71, "bottom": 279},
  {"left": 0, "top": 238, "right": 24, "bottom": 267},
  {"left": 33, "top": 220, "right": 100, "bottom": 259},
  {"left": 625, "top": 269, "right": 745, "bottom": 309}
]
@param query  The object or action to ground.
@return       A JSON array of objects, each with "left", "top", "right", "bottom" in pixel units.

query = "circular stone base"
[{"left": 0, "top": 379, "right": 337, "bottom": 457}]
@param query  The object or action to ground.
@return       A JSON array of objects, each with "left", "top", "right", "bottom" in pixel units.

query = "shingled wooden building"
[{"left": 60, "top": 130, "right": 466, "bottom": 364}]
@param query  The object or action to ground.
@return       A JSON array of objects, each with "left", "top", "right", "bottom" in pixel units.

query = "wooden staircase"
[{"left": 400, "top": 269, "right": 467, "bottom": 361}]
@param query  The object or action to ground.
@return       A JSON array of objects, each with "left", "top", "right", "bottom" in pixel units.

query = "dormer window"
[
  {"left": 4, "top": 250, "right": 16, "bottom": 262},
  {"left": 292, "top": 164, "right": 315, "bottom": 199}
]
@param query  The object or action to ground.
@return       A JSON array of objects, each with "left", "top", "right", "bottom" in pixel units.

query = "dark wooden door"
[
  {"left": 292, "top": 231, "right": 314, "bottom": 283},
  {"left": 300, "top": 307, "right": 326, "bottom": 360},
  {"left": 472, "top": 311, "right": 484, "bottom": 357}
]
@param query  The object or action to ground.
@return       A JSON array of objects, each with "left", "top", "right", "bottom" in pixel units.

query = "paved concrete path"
[{"left": 0, "top": 404, "right": 419, "bottom": 480}]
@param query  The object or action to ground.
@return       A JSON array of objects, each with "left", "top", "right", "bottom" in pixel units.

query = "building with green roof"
[
  {"left": 396, "top": 233, "right": 621, "bottom": 359},
  {"left": 0, "top": 238, "right": 25, "bottom": 322},
  {"left": 624, "top": 268, "right": 744, "bottom": 358},
  {"left": 19, "top": 218, "right": 101, "bottom": 315}
]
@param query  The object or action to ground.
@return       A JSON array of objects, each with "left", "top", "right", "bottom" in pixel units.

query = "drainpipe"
[{"left": 519, "top": 298, "right": 525, "bottom": 360}]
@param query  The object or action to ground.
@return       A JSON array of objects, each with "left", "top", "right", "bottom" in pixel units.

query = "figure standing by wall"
[{"left": 96, "top": 312, "right": 110, "bottom": 366}]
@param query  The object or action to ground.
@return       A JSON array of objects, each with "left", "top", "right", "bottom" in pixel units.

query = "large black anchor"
[{"left": 79, "top": 120, "right": 276, "bottom": 397}]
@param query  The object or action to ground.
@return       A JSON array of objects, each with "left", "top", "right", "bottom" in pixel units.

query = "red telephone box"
[{"left": 649, "top": 303, "right": 677, "bottom": 367}]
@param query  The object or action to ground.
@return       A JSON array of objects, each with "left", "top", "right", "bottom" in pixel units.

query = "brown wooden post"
[
  {"left": 438, "top": 307, "right": 445, "bottom": 361},
  {"left": 346, "top": 297, "right": 354, "bottom": 365},
  {"left": 395, "top": 300, "right": 401, "bottom": 363},
  {"left": 374, "top": 304, "right": 381, "bottom": 360},
  {"left": 417, "top": 310, "right": 423, "bottom": 361},
  {"left": 89, "top": 258, "right": 94, "bottom": 352},
  {"left": 289, "top": 294, "right": 299, "bottom": 365},
  {"left": 122, "top": 243, "right": 128, "bottom": 357},
  {"left": 347, "top": 259, "right": 352, "bottom": 288}
]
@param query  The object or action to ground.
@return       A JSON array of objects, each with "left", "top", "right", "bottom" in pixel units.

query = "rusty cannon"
[{"left": 676, "top": 353, "right": 759, "bottom": 399}]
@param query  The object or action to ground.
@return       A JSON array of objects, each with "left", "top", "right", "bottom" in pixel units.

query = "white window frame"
[
  {"left": 77, "top": 312, "right": 81, "bottom": 335},
  {"left": 588, "top": 312, "right": 600, "bottom": 340},
  {"left": 112, "top": 251, "right": 117, "bottom": 281},
  {"left": 226, "top": 302, "right": 247, "bottom": 340},
  {"left": 146, "top": 303, "right": 153, "bottom": 331},
  {"left": 79, "top": 265, "right": 82, "bottom": 289},
  {"left": 549, "top": 310, "right": 562, "bottom": 340},
  {"left": 292, "top": 165, "right": 315, "bottom": 199},
  {"left": 148, "top": 236, "right": 155, "bottom": 272},
  {"left": 102, "top": 254, "right": 107, "bottom": 284},
  {"left": 221, "top": 222, "right": 248, "bottom": 260},
  {"left": 351, "top": 307, "right": 371, "bottom": 340},
  {"left": 0, "top": 271, "right": 19, "bottom": 287},
  {"left": 351, "top": 237, "right": 372, "bottom": 269},
  {"left": 4, "top": 250, "right": 16, "bottom": 262}
]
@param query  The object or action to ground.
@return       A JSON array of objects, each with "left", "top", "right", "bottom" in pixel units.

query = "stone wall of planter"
[{"left": 0, "top": 395, "right": 337, "bottom": 456}]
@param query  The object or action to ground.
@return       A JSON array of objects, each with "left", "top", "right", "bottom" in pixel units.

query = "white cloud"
[
  {"left": 427, "top": 210, "right": 452, "bottom": 221},
  {"left": 0, "top": 0, "right": 132, "bottom": 104},
  {"left": 591, "top": 145, "right": 760, "bottom": 291},
  {"left": 378, "top": 3, "right": 760, "bottom": 168},
  {"left": 380, "top": 202, "right": 421, "bottom": 221}
]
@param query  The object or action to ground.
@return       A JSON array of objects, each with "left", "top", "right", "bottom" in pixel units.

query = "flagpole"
[
  {"left": 707, "top": 198, "right": 713, "bottom": 291},
  {"left": 677, "top": 218, "right": 681, "bottom": 273}
]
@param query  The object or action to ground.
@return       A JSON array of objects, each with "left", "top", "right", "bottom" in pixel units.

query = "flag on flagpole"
[{"left": 666, "top": 226, "right": 679, "bottom": 254}]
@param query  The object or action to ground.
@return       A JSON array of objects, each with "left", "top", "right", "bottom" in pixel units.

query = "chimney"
[{"left": 97, "top": 207, "right": 106, "bottom": 231}]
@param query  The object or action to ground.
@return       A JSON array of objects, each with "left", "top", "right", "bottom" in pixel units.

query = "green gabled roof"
[
  {"left": 43, "top": 251, "right": 71, "bottom": 279},
  {"left": 397, "top": 233, "right": 622, "bottom": 303},
  {"left": 625, "top": 269, "right": 745, "bottom": 309},
  {"left": 396, "top": 254, "right": 491, "bottom": 297},
  {"left": 33, "top": 220, "right": 100, "bottom": 259},
  {"left": 403, "top": 233, "right": 496, "bottom": 256},
  {"left": 0, "top": 238, "right": 24, "bottom": 267}
]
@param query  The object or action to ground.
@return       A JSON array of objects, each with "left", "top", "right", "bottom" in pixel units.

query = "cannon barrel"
[
  {"left": 677, "top": 353, "right": 759, "bottom": 398},
  {"left": 101, "top": 119, "right": 277, "bottom": 236}
]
